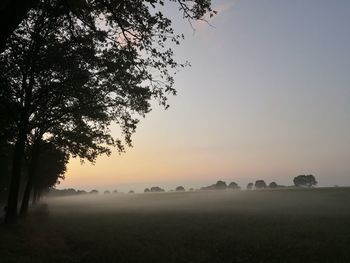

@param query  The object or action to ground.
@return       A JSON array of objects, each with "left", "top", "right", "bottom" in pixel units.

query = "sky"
[{"left": 59, "top": 0, "right": 350, "bottom": 192}]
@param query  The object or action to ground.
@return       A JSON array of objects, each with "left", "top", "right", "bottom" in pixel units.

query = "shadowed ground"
[{"left": 1, "top": 188, "right": 350, "bottom": 263}]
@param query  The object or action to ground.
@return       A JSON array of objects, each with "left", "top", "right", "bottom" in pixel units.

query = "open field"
[{"left": 1, "top": 187, "right": 350, "bottom": 263}]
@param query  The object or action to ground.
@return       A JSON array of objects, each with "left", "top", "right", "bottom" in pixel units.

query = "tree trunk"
[
  {"left": 4, "top": 123, "right": 27, "bottom": 224},
  {"left": 3, "top": 19, "right": 36, "bottom": 223},
  {"left": 4, "top": 73, "right": 33, "bottom": 224},
  {"left": 20, "top": 140, "right": 40, "bottom": 216}
]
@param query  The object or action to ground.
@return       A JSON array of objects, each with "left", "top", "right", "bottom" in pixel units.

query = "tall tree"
[{"left": 1, "top": 0, "right": 214, "bottom": 223}]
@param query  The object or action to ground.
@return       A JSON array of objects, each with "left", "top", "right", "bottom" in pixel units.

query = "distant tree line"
[
  {"left": 24, "top": 174, "right": 318, "bottom": 199},
  {"left": 246, "top": 175, "right": 317, "bottom": 190},
  {"left": 200, "top": 181, "right": 241, "bottom": 191},
  {"left": 144, "top": 186, "right": 165, "bottom": 193},
  {"left": 198, "top": 175, "right": 318, "bottom": 192}
]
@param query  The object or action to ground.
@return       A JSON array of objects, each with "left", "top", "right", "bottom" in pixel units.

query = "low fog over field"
[
  {"left": 46, "top": 188, "right": 350, "bottom": 216},
  {"left": 2, "top": 188, "right": 350, "bottom": 263}
]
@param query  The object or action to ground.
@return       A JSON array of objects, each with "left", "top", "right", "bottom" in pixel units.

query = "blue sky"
[{"left": 62, "top": 0, "right": 350, "bottom": 192}]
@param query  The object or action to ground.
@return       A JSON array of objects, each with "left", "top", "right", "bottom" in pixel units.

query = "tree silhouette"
[
  {"left": 0, "top": 0, "right": 38, "bottom": 52},
  {"left": 269, "top": 182, "right": 278, "bottom": 188},
  {"left": 215, "top": 181, "right": 227, "bottom": 190},
  {"left": 293, "top": 175, "right": 317, "bottom": 188},
  {"left": 176, "top": 186, "right": 185, "bottom": 192},
  {"left": 28, "top": 142, "right": 68, "bottom": 207},
  {"left": 1, "top": 4, "right": 117, "bottom": 221},
  {"left": 0, "top": 0, "right": 215, "bottom": 53},
  {"left": 228, "top": 182, "right": 240, "bottom": 190},
  {"left": 150, "top": 186, "right": 165, "bottom": 192},
  {"left": 1, "top": 0, "right": 214, "bottom": 223},
  {"left": 255, "top": 180, "right": 267, "bottom": 189},
  {"left": 201, "top": 181, "right": 227, "bottom": 190},
  {"left": 246, "top": 183, "right": 253, "bottom": 190}
]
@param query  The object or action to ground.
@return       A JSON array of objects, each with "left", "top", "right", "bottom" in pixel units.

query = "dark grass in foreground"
[{"left": 1, "top": 188, "right": 350, "bottom": 263}]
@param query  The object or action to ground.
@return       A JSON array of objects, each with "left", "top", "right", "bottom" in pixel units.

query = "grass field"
[{"left": 1, "top": 188, "right": 350, "bottom": 263}]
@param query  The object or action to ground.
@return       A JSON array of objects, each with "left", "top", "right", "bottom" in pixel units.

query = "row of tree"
[
  {"left": 0, "top": 0, "right": 215, "bottom": 223},
  {"left": 40, "top": 174, "right": 318, "bottom": 198},
  {"left": 144, "top": 175, "right": 318, "bottom": 193},
  {"left": 200, "top": 181, "right": 241, "bottom": 191},
  {"left": 0, "top": 142, "right": 68, "bottom": 205},
  {"left": 246, "top": 175, "right": 317, "bottom": 189}
]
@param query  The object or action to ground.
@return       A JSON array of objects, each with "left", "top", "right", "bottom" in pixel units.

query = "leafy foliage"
[
  {"left": 175, "top": 186, "right": 185, "bottom": 191},
  {"left": 228, "top": 182, "right": 240, "bottom": 190},
  {"left": 32, "top": 141, "right": 69, "bottom": 195},
  {"left": 293, "top": 175, "right": 317, "bottom": 188},
  {"left": 150, "top": 186, "right": 165, "bottom": 192},
  {"left": 1, "top": 0, "right": 215, "bottom": 160},
  {"left": 255, "top": 180, "right": 267, "bottom": 189},
  {"left": 246, "top": 182, "right": 253, "bottom": 190},
  {"left": 269, "top": 182, "right": 278, "bottom": 188}
]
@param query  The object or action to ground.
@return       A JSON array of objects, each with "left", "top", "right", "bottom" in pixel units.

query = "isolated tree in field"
[
  {"left": 215, "top": 181, "right": 227, "bottom": 190},
  {"left": 255, "top": 180, "right": 267, "bottom": 189},
  {"left": 1, "top": 0, "right": 214, "bottom": 223},
  {"left": 90, "top": 190, "right": 99, "bottom": 195},
  {"left": 104, "top": 190, "right": 110, "bottom": 194},
  {"left": 176, "top": 186, "right": 185, "bottom": 192},
  {"left": 150, "top": 186, "right": 165, "bottom": 192},
  {"left": 246, "top": 183, "right": 253, "bottom": 190},
  {"left": 113, "top": 190, "right": 118, "bottom": 194},
  {"left": 269, "top": 182, "right": 278, "bottom": 188},
  {"left": 293, "top": 175, "right": 317, "bottom": 188},
  {"left": 228, "top": 182, "right": 240, "bottom": 190},
  {"left": 144, "top": 188, "right": 150, "bottom": 193}
]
